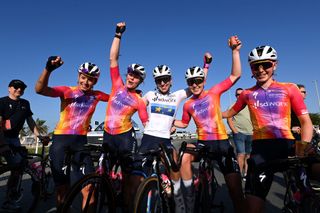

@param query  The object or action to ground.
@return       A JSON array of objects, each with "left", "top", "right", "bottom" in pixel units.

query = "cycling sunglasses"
[
  {"left": 250, "top": 61, "right": 274, "bottom": 71},
  {"left": 13, "top": 85, "right": 25, "bottom": 91},
  {"left": 187, "top": 78, "right": 204, "bottom": 86},
  {"left": 155, "top": 76, "right": 171, "bottom": 84}
]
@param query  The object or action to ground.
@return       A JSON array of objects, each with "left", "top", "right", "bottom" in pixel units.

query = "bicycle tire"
[
  {"left": 0, "top": 164, "right": 40, "bottom": 213},
  {"left": 58, "top": 173, "right": 116, "bottom": 213},
  {"left": 134, "top": 176, "right": 172, "bottom": 213}
]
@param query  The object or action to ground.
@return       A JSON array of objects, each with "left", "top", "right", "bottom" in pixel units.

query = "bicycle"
[
  {"left": 0, "top": 136, "right": 54, "bottom": 213},
  {"left": 57, "top": 144, "right": 120, "bottom": 213},
  {"left": 183, "top": 143, "right": 224, "bottom": 213},
  {"left": 133, "top": 141, "right": 186, "bottom": 213},
  {"left": 282, "top": 138, "right": 320, "bottom": 213}
]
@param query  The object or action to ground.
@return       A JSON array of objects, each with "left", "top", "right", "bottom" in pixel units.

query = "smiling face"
[
  {"left": 8, "top": 86, "right": 25, "bottom": 100},
  {"left": 126, "top": 72, "right": 142, "bottom": 90},
  {"left": 155, "top": 76, "right": 172, "bottom": 94},
  {"left": 77, "top": 73, "right": 97, "bottom": 91},
  {"left": 187, "top": 77, "right": 205, "bottom": 96},
  {"left": 250, "top": 60, "right": 277, "bottom": 85}
]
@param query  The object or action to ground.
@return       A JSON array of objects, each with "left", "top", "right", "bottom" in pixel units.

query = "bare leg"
[
  {"left": 246, "top": 194, "right": 265, "bottom": 213},
  {"left": 225, "top": 173, "right": 246, "bottom": 213},
  {"left": 237, "top": 153, "right": 246, "bottom": 176},
  {"left": 56, "top": 184, "right": 69, "bottom": 206}
]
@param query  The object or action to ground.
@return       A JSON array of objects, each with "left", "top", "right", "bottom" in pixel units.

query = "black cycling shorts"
[
  {"left": 50, "top": 134, "right": 94, "bottom": 186},
  {"left": 196, "top": 139, "right": 240, "bottom": 176},
  {"left": 245, "top": 138, "right": 293, "bottom": 200},
  {"left": 103, "top": 129, "right": 137, "bottom": 173}
]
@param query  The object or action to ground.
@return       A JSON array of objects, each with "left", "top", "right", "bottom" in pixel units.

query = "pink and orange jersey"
[
  {"left": 232, "top": 81, "right": 308, "bottom": 140},
  {"left": 104, "top": 66, "right": 148, "bottom": 135},
  {"left": 46, "top": 86, "right": 109, "bottom": 135},
  {"left": 181, "top": 78, "right": 233, "bottom": 141}
]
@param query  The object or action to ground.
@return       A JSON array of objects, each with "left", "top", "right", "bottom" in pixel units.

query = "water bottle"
[{"left": 161, "top": 174, "right": 172, "bottom": 196}]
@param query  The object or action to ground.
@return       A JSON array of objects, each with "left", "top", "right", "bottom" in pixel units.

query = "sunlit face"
[
  {"left": 299, "top": 87, "right": 306, "bottom": 100},
  {"left": 8, "top": 86, "right": 25, "bottom": 99},
  {"left": 187, "top": 77, "right": 205, "bottom": 96},
  {"left": 250, "top": 60, "right": 277, "bottom": 85},
  {"left": 155, "top": 76, "right": 172, "bottom": 94},
  {"left": 126, "top": 72, "right": 142, "bottom": 90},
  {"left": 78, "top": 73, "right": 97, "bottom": 91}
]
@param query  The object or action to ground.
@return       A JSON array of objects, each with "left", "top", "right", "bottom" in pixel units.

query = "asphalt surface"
[{"left": 1, "top": 138, "right": 288, "bottom": 213}]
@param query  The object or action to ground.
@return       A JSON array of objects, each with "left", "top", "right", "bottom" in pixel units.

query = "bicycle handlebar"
[{"left": 254, "top": 155, "right": 320, "bottom": 174}]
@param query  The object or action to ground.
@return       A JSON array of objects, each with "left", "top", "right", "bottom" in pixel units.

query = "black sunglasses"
[
  {"left": 251, "top": 62, "right": 273, "bottom": 71},
  {"left": 155, "top": 76, "right": 171, "bottom": 84},
  {"left": 187, "top": 78, "right": 204, "bottom": 86},
  {"left": 235, "top": 94, "right": 241, "bottom": 97},
  {"left": 300, "top": 91, "right": 306, "bottom": 94},
  {"left": 12, "top": 85, "right": 25, "bottom": 91}
]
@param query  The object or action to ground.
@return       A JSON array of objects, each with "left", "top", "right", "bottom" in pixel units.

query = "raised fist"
[
  {"left": 46, "top": 56, "right": 63, "bottom": 72},
  {"left": 204, "top": 52, "right": 213, "bottom": 64},
  {"left": 228, "top": 35, "right": 242, "bottom": 50},
  {"left": 115, "top": 22, "right": 126, "bottom": 34}
]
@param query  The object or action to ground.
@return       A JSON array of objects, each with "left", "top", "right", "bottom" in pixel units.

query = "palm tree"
[
  {"left": 33, "top": 118, "right": 49, "bottom": 135},
  {"left": 19, "top": 118, "right": 49, "bottom": 142}
]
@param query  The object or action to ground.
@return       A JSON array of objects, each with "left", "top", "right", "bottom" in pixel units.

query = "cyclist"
[
  {"left": 138, "top": 53, "right": 212, "bottom": 212},
  {"left": 222, "top": 45, "right": 313, "bottom": 213},
  {"left": 0, "top": 79, "right": 42, "bottom": 211},
  {"left": 174, "top": 36, "right": 245, "bottom": 213},
  {"left": 35, "top": 57, "right": 109, "bottom": 206},
  {"left": 104, "top": 22, "right": 148, "bottom": 212}
]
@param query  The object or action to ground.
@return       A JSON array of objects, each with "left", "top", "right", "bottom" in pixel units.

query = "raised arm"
[
  {"left": 228, "top": 35, "right": 242, "bottom": 83},
  {"left": 110, "top": 22, "right": 126, "bottom": 68},
  {"left": 35, "top": 56, "right": 63, "bottom": 95},
  {"left": 203, "top": 52, "right": 212, "bottom": 79}
]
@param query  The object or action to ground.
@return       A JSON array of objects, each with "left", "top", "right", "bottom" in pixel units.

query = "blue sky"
[{"left": 1, "top": 0, "right": 320, "bottom": 132}]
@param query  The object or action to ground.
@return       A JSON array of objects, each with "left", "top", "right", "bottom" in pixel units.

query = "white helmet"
[
  {"left": 153, "top": 65, "right": 171, "bottom": 79},
  {"left": 127, "top": 63, "right": 146, "bottom": 80},
  {"left": 185, "top": 66, "right": 204, "bottom": 80},
  {"left": 248, "top": 45, "right": 277, "bottom": 64},
  {"left": 78, "top": 62, "right": 100, "bottom": 79}
]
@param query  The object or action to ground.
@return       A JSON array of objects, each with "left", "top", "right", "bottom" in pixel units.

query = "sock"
[
  {"left": 172, "top": 179, "right": 181, "bottom": 195},
  {"left": 183, "top": 179, "right": 193, "bottom": 188}
]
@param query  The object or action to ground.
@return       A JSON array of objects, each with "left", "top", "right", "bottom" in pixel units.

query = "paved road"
[{"left": 1, "top": 138, "right": 288, "bottom": 213}]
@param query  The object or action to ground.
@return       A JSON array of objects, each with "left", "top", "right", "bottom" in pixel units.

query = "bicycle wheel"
[
  {"left": 0, "top": 165, "right": 40, "bottom": 213},
  {"left": 59, "top": 173, "right": 116, "bottom": 213},
  {"left": 134, "top": 176, "right": 172, "bottom": 213}
]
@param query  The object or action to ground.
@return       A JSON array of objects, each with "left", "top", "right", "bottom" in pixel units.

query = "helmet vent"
[{"left": 266, "top": 47, "right": 273, "bottom": 54}]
